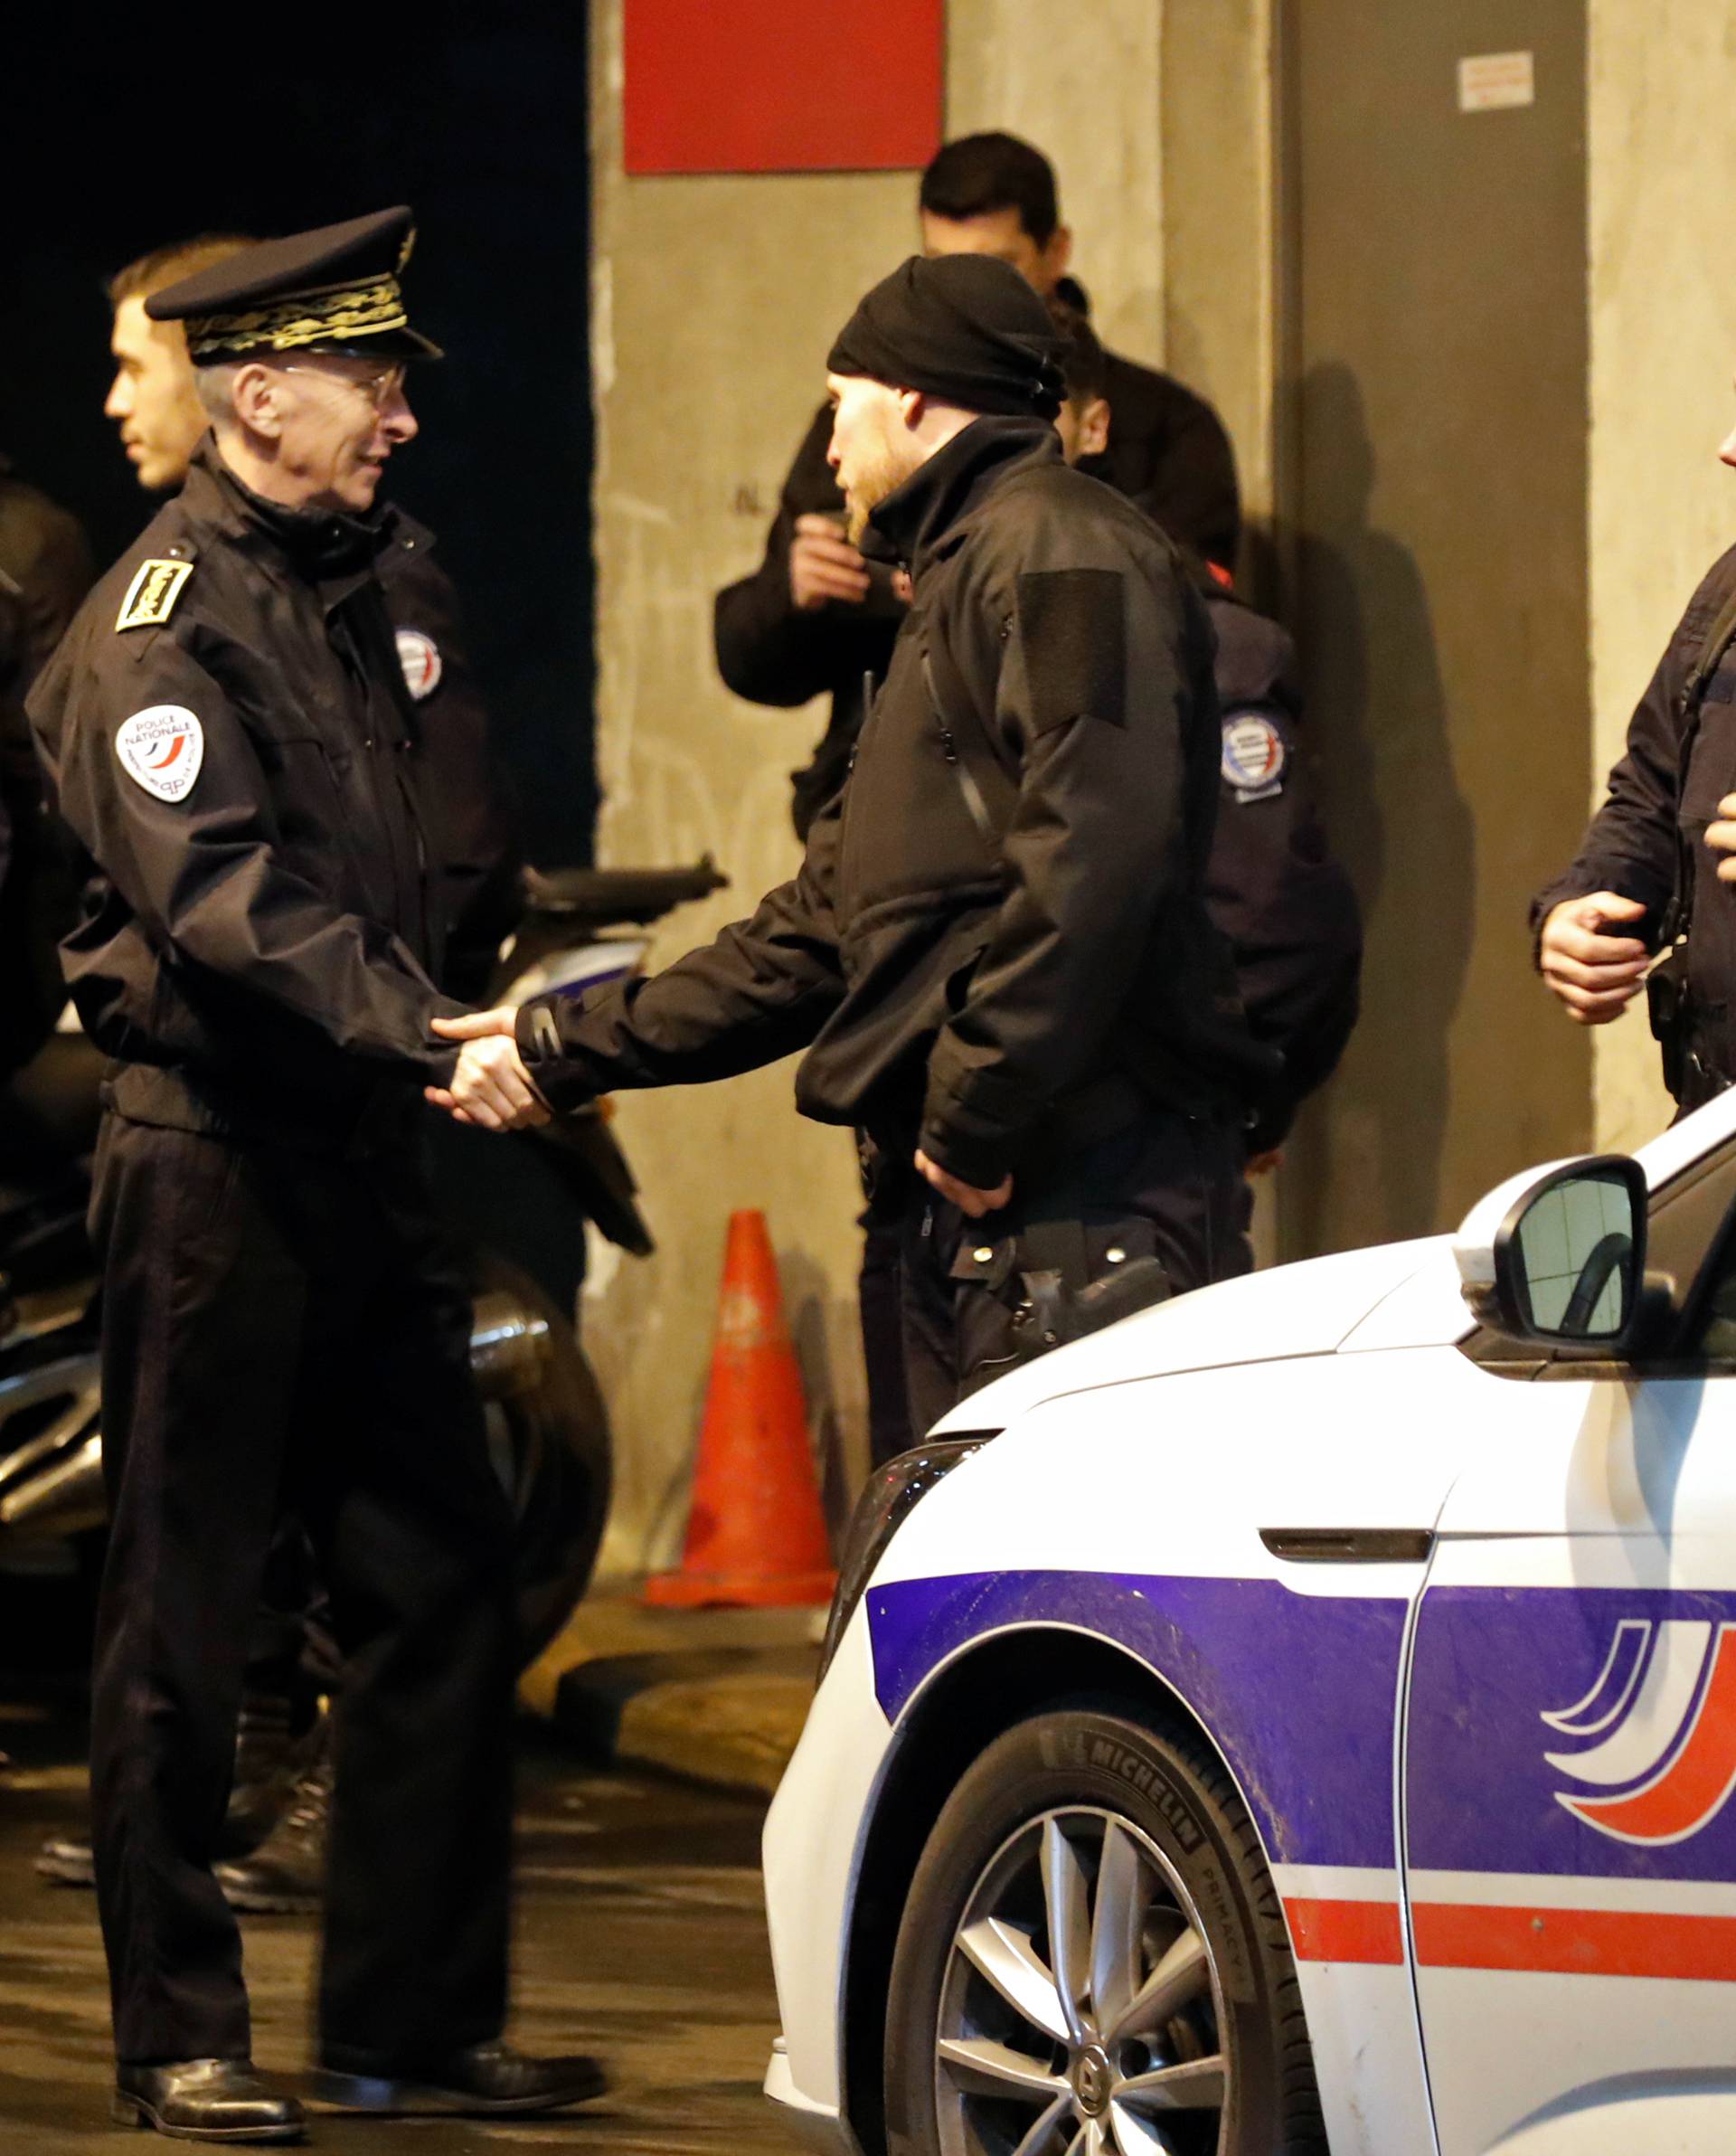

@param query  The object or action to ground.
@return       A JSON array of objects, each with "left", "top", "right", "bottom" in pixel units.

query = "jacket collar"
[
  {"left": 864, "top": 414, "right": 1061, "bottom": 583},
  {"left": 180, "top": 439, "right": 408, "bottom": 602}
]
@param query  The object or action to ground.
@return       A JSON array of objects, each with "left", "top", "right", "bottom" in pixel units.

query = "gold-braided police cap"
[{"left": 144, "top": 205, "right": 442, "bottom": 364}]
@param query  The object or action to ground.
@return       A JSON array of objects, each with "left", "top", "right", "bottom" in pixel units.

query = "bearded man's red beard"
[{"left": 842, "top": 440, "right": 914, "bottom": 546}]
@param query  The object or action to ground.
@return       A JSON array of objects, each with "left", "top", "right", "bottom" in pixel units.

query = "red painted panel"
[
  {"left": 623, "top": 0, "right": 944, "bottom": 175},
  {"left": 1413, "top": 1901, "right": 1736, "bottom": 1982},
  {"left": 1282, "top": 1896, "right": 1407, "bottom": 1965}
]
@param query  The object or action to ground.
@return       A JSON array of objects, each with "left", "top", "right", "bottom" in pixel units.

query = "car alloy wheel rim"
[{"left": 933, "top": 1804, "right": 1228, "bottom": 2156}]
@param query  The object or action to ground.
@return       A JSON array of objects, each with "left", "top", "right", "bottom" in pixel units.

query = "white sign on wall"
[{"left": 1458, "top": 51, "right": 1535, "bottom": 112}]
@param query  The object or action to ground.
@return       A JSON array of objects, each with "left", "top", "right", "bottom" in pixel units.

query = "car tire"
[{"left": 883, "top": 1700, "right": 1326, "bottom": 2156}]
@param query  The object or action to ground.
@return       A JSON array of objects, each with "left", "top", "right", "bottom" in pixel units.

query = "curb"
[{"left": 519, "top": 1593, "right": 825, "bottom": 1799}]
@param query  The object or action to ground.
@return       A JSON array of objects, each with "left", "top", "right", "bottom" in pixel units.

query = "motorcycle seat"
[{"left": 521, "top": 857, "right": 727, "bottom": 925}]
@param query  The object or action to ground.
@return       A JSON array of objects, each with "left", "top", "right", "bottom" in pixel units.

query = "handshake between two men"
[
  {"left": 427, "top": 1010, "right": 552, "bottom": 1131},
  {"left": 423, "top": 1012, "right": 1015, "bottom": 1218}
]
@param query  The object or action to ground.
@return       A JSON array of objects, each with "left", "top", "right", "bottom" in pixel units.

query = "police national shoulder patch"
[
  {"left": 115, "top": 558, "right": 193, "bottom": 633},
  {"left": 394, "top": 627, "right": 442, "bottom": 700},
  {"left": 116, "top": 707, "right": 204, "bottom": 802},
  {"left": 1221, "top": 709, "right": 1287, "bottom": 800}
]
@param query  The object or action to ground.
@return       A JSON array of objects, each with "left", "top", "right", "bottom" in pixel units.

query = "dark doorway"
[{"left": 2, "top": 8, "right": 596, "bottom": 865}]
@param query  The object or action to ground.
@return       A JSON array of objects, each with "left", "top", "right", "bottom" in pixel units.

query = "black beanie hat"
[{"left": 826, "top": 255, "right": 1064, "bottom": 421}]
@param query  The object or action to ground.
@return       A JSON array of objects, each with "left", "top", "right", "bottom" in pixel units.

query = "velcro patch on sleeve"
[
  {"left": 1014, "top": 568, "right": 1127, "bottom": 733},
  {"left": 115, "top": 558, "right": 193, "bottom": 633}
]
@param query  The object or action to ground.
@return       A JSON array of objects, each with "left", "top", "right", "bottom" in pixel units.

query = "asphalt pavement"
[{"left": 0, "top": 1690, "right": 804, "bottom": 2153}]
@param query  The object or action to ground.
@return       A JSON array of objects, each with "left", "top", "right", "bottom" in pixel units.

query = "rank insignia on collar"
[{"left": 116, "top": 558, "right": 193, "bottom": 633}]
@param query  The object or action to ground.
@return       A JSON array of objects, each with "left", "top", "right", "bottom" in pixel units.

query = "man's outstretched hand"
[
  {"left": 427, "top": 1009, "right": 552, "bottom": 1131},
  {"left": 914, "top": 1149, "right": 1014, "bottom": 1219}
]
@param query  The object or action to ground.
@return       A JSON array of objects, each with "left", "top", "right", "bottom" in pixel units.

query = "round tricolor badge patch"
[
  {"left": 116, "top": 706, "right": 203, "bottom": 802},
  {"left": 395, "top": 628, "right": 442, "bottom": 701},
  {"left": 1221, "top": 711, "right": 1287, "bottom": 798}
]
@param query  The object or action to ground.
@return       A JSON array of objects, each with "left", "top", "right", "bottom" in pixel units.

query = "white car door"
[{"left": 1403, "top": 1172, "right": 1736, "bottom": 2154}]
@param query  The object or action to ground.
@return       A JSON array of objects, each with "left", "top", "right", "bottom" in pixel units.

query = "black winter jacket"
[
  {"left": 525, "top": 418, "right": 1261, "bottom": 1187},
  {"left": 27, "top": 442, "right": 515, "bottom": 1147},
  {"left": 1531, "top": 544, "right": 1736, "bottom": 1095},
  {"left": 0, "top": 457, "right": 96, "bottom": 1072},
  {"left": 1203, "top": 584, "right": 1361, "bottom": 1149},
  {"left": 714, "top": 355, "right": 1241, "bottom": 837}
]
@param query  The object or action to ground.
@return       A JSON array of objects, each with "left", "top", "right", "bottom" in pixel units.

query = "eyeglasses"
[{"left": 280, "top": 360, "right": 408, "bottom": 412}]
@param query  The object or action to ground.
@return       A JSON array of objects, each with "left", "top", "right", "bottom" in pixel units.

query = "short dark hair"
[
  {"left": 108, "top": 234, "right": 256, "bottom": 308},
  {"left": 1047, "top": 298, "right": 1106, "bottom": 406},
  {"left": 920, "top": 132, "right": 1060, "bottom": 247}
]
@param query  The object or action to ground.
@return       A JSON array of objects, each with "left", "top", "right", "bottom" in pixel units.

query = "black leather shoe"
[
  {"left": 314, "top": 2040, "right": 606, "bottom": 2115},
  {"left": 213, "top": 1736, "right": 330, "bottom": 1914},
  {"left": 111, "top": 2058, "right": 305, "bottom": 2142}
]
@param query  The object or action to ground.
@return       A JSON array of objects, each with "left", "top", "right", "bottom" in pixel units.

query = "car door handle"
[{"left": 1260, "top": 1527, "right": 1436, "bottom": 1564}]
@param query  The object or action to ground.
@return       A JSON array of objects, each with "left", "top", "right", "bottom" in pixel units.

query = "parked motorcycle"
[{"left": 0, "top": 856, "right": 725, "bottom": 1668}]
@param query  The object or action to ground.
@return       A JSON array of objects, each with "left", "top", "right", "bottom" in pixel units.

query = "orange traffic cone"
[{"left": 645, "top": 1210, "right": 837, "bottom": 1608}]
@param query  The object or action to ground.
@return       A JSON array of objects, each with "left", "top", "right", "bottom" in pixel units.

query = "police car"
[{"left": 762, "top": 1089, "right": 1736, "bottom": 2156}]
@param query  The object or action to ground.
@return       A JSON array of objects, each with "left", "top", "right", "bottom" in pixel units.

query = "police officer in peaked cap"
[{"left": 27, "top": 208, "right": 599, "bottom": 2142}]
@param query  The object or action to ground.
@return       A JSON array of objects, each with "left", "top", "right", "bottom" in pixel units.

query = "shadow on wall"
[{"left": 1285, "top": 359, "right": 1477, "bottom": 1257}]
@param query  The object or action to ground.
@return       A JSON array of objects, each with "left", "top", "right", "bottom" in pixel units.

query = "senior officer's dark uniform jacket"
[
  {"left": 33, "top": 440, "right": 495, "bottom": 1127},
  {"left": 530, "top": 416, "right": 1264, "bottom": 1422},
  {"left": 715, "top": 351, "right": 1240, "bottom": 838},
  {"left": 1532, "top": 544, "right": 1736, "bottom": 1106},
  {"left": 26, "top": 439, "right": 517, "bottom": 2073}
]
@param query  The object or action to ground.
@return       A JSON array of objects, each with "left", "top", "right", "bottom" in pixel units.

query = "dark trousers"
[
  {"left": 863, "top": 1111, "right": 1250, "bottom": 1460},
  {"left": 88, "top": 1111, "right": 517, "bottom": 2069}
]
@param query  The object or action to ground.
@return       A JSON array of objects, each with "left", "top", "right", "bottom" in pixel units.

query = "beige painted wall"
[
  {"left": 1160, "top": 0, "right": 1277, "bottom": 540},
  {"left": 585, "top": 0, "right": 1736, "bottom": 1571},
  {"left": 584, "top": 6, "right": 905, "bottom": 1576},
  {"left": 584, "top": 0, "right": 1171, "bottom": 1575},
  {"left": 1586, "top": 3, "right": 1736, "bottom": 1152},
  {"left": 947, "top": 0, "right": 1165, "bottom": 364}
]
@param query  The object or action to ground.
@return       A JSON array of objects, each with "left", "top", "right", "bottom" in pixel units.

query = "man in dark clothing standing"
[
  {"left": 714, "top": 130, "right": 1241, "bottom": 839},
  {"left": 439, "top": 256, "right": 1263, "bottom": 1434},
  {"left": 0, "top": 454, "right": 94, "bottom": 1074},
  {"left": 0, "top": 458, "right": 93, "bottom": 698},
  {"left": 1533, "top": 560, "right": 1732, "bottom": 1106},
  {"left": 29, "top": 209, "right": 597, "bottom": 2142},
  {"left": 1533, "top": 390, "right": 1736, "bottom": 1107},
  {"left": 33, "top": 228, "right": 525, "bottom": 1920},
  {"left": 1048, "top": 300, "right": 1362, "bottom": 1166}
]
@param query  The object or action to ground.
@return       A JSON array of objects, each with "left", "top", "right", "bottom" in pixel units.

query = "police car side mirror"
[{"left": 1454, "top": 1154, "right": 1649, "bottom": 1350}]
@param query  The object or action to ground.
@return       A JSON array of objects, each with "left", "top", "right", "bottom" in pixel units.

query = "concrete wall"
[
  {"left": 584, "top": 7, "right": 905, "bottom": 1574},
  {"left": 1278, "top": 0, "right": 1594, "bottom": 1257},
  {"left": 1586, "top": 2, "right": 1736, "bottom": 1150},
  {"left": 1160, "top": 0, "right": 1278, "bottom": 545},
  {"left": 948, "top": 0, "right": 1165, "bottom": 363},
  {"left": 583, "top": 0, "right": 1171, "bottom": 1574},
  {"left": 582, "top": 0, "right": 1736, "bottom": 1572}
]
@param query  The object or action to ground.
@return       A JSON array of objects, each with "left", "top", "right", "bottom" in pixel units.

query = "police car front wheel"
[{"left": 882, "top": 1703, "right": 1326, "bottom": 2156}]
